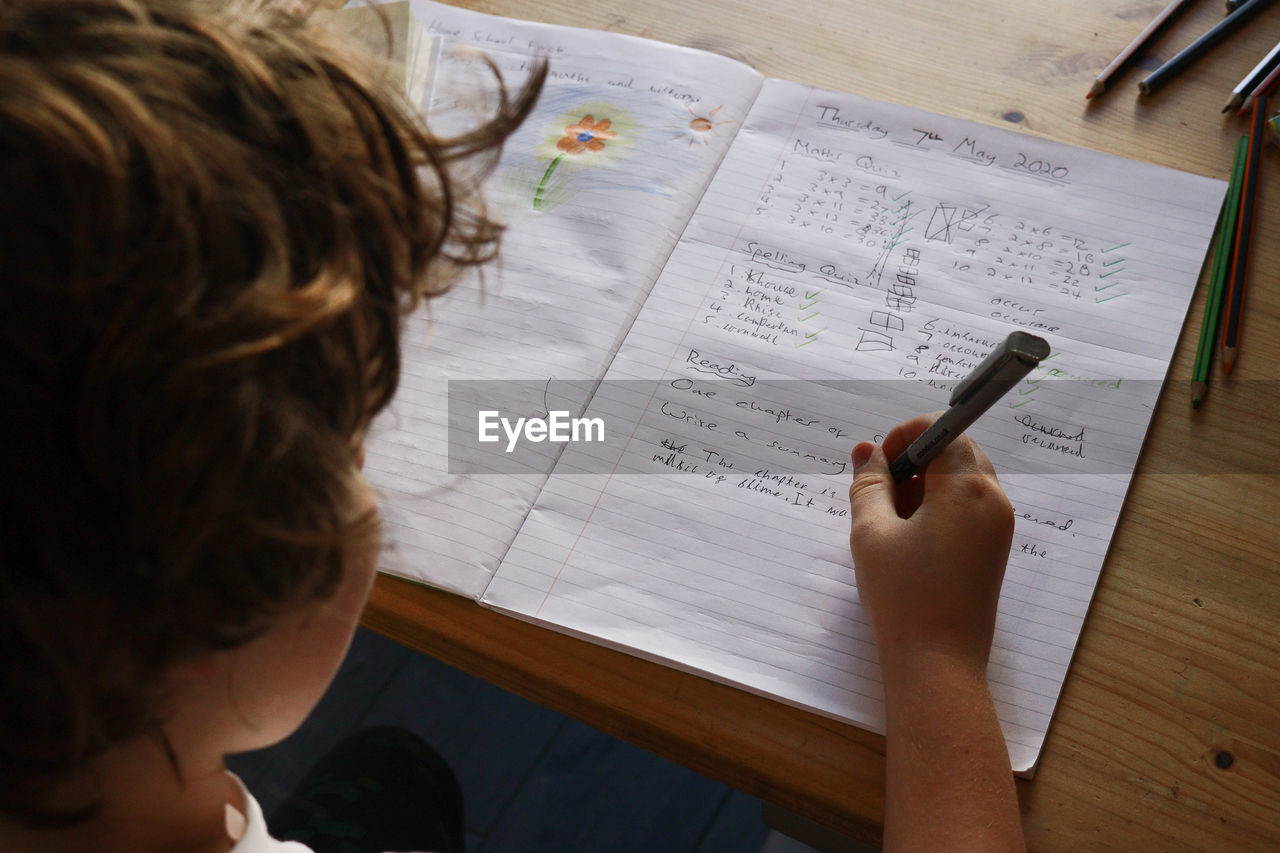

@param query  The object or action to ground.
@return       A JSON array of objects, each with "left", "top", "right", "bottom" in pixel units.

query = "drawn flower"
[
  {"left": 531, "top": 102, "right": 634, "bottom": 212},
  {"left": 556, "top": 114, "right": 616, "bottom": 155}
]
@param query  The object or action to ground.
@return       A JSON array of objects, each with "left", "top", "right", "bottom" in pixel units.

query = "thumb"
[{"left": 848, "top": 441, "right": 896, "bottom": 528}]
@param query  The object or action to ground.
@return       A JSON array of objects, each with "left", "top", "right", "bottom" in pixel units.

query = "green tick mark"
[
  {"left": 797, "top": 331, "right": 825, "bottom": 348},
  {"left": 888, "top": 229, "right": 914, "bottom": 249},
  {"left": 1103, "top": 257, "right": 1124, "bottom": 267},
  {"left": 1096, "top": 292, "right": 1126, "bottom": 303},
  {"left": 1101, "top": 242, "right": 1130, "bottom": 253},
  {"left": 804, "top": 288, "right": 825, "bottom": 299},
  {"left": 1099, "top": 268, "right": 1124, "bottom": 278},
  {"left": 800, "top": 311, "right": 820, "bottom": 322},
  {"left": 800, "top": 299, "right": 819, "bottom": 310},
  {"left": 1095, "top": 281, "right": 1120, "bottom": 291},
  {"left": 1009, "top": 398, "right": 1033, "bottom": 408}
]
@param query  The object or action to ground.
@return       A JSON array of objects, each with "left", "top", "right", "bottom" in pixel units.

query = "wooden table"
[{"left": 362, "top": 0, "right": 1280, "bottom": 848}]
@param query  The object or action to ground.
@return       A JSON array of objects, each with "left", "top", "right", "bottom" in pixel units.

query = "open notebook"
[{"left": 358, "top": 0, "right": 1226, "bottom": 774}]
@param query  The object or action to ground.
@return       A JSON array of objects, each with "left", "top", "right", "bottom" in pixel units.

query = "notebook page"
[
  {"left": 363, "top": 1, "right": 763, "bottom": 596},
  {"left": 482, "top": 78, "right": 1225, "bottom": 772}
]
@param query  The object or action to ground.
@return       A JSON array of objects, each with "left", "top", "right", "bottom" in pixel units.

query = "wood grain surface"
[{"left": 362, "top": 1, "right": 1280, "bottom": 847}]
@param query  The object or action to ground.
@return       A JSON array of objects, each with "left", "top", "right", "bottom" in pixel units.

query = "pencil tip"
[
  {"left": 1191, "top": 381, "right": 1206, "bottom": 408},
  {"left": 1087, "top": 81, "right": 1104, "bottom": 99}
]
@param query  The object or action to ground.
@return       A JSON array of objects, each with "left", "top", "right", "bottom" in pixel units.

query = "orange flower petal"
[
  {"left": 592, "top": 118, "right": 612, "bottom": 132},
  {"left": 578, "top": 114, "right": 596, "bottom": 130},
  {"left": 585, "top": 138, "right": 606, "bottom": 152}
]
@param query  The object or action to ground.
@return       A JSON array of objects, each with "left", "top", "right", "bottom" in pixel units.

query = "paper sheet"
[
  {"left": 363, "top": 1, "right": 764, "bottom": 595},
  {"left": 480, "top": 78, "right": 1226, "bottom": 772}
]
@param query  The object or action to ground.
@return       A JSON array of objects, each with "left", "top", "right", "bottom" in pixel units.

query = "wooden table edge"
[{"left": 363, "top": 571, "right": 898, "bottom": 844}]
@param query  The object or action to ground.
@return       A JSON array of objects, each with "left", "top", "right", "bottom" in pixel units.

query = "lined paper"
[
  {"left": 481, "top": 78, "right": 1226, "bottom": 773},
  {"left": 363, "top": 1, "right": 763, "bottom": 595}
]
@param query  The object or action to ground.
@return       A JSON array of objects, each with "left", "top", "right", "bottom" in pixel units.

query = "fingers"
[
  {"left": 856, "top": 412, "right": 1006, "bottom": 514},
  {"left": 905, "top": 424, "right": 1009, "bottom": 531},
  {"left": 883, "top": 411, "right": 997, "bottom": 483},
  {"left": 921, "top": 429, "right": 1001, "bottom": 489},
  {"left": 969, "top": 438, "right": 998, "bottom": 480},
  {"left": 848, "top": 441, "right": 898, "bottom": 533},
  {"left": 872, "top": 413, "right": 1006, "bottom": 522},
  {"left": 881, "top": 412, "right": 939, "bottom": 461}
]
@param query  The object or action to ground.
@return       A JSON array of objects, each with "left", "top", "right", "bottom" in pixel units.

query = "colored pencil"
[
  {"left": 1240, "top": 49, "right": 1280, "bottom": 112},
  {"left": 1224, "top": 40, "right": 1280, "bottom": 112},
  {"left": 1086, "top": 0, "right": 1197, "bottom": 99},
  {"left": 1192, "top": 136, "right": 1248, "bottom": 408},
  {"left": 1221, "top": 95, "right": 1267, "bottom": 373},
  {"left": 1139, "top": 0, "right": 1278, "bottom": 96}
]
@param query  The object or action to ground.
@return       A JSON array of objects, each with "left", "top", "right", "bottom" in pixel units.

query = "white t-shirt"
[
  {"left": 226, "top": 773, "right": 433, "bottom": 853},
  {"left": 227, "top": 773, "right": 313, "bottom": 853}
]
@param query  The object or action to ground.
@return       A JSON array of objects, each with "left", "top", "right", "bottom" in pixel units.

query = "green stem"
[{"left": 533, "top": 153, "right": 565, "bottom": 210}]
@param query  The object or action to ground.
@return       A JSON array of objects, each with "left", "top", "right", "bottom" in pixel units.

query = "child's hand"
[{"left": 848, "top": 414, "right": 1014, "bottom": 677}]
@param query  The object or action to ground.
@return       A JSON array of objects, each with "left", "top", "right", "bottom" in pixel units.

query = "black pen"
[{"left": 889, "top": 331, "right": 1051, "bottom": 484}]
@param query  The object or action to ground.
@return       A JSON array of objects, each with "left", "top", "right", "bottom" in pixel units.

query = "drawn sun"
[{"left": 669, "top": 105, "right": 733, "bottom": 147}]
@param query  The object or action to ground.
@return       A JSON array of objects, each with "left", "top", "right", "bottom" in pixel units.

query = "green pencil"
[{"left": 1191, "top": 135, "right": 1248, "bottom": 408}]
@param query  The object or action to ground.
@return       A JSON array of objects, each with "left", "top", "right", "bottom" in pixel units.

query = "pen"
[{"left": 889, "top": 331, "right": 1051, "bottom": 484}]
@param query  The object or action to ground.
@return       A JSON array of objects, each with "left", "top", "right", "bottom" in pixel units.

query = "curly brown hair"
[{"left": 0, "top": 0, "right": 543, "bottom": 818}]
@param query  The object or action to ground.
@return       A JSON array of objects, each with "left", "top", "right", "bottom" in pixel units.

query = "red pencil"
[{"left": 1221, "top": 94, "right": 1267, "bottom": 373}]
